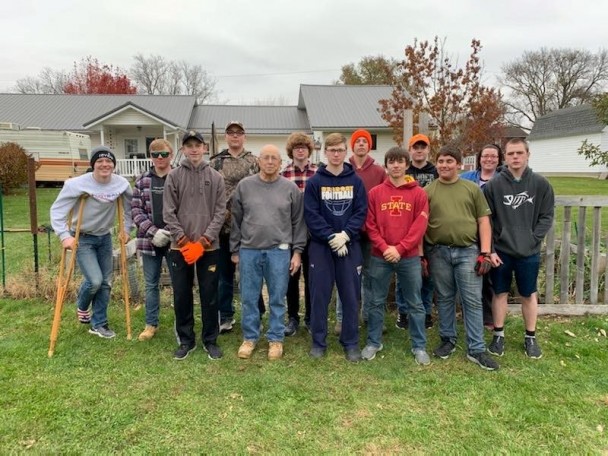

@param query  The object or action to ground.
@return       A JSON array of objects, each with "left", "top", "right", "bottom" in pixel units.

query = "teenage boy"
[
  {"left": 425, "top": 144, "right": 499, "bottom": 371},
  {"left": 50, "top": 146, "right": 133, "bottom": 339},
  {"left": 281, "top": 132, "right": 318, "bottom": 336},
  {"left": 401, "top": 133, "right": 438, "bottom": 329},
  {"left": 334, "top": 129, "right": 385, "bottom": 334},
  {"left": 363, "top": 147, "right": 430, "bottom": 364},
  {"left": 163, "top": 131, "right": 226, "bottom": 360},
  {"left": 231, "top": 145, "right": 306, "bottom": 360},
  {"left": 483, "top": 138, "right": 554, "bottom": 359},
  {"left": 132, "top": 139, "right": 174, "bottom": 341},
  {"left": 304, "top": 133, "right": 367, "bottom": 362},
  {"left": 210, "top": 121, "right": 263, "bottom": 333}
]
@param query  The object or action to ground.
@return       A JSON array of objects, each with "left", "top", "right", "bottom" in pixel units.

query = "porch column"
[{"left": 100, "top": 128, "right": 105, "bottom": 146}]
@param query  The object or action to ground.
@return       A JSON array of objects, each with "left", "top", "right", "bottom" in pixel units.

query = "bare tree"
[
  {"left": 130, "top": 54, "right": 217, "bottom": 103},
  {"left": 14, "top": 67, "right": 68, "bottom": 94},
  {"left": 335, "top": 55, "right": 398, "bottom": 85},
  {"left": 500, "top": 48, "right": 608, "bottom": 129}
]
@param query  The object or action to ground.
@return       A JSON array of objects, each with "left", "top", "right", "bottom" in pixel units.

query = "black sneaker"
[
  {"left": 309, "top": 346, "right": 326, "bottom": 359},
  {"left": 344, "top": 347, "right": 361, "bottom": 363},
  {"left": 204, "top": 343, "right": 223, "bottom": 360},
  {"left": 88, "top": 325, "right": 116, "bottom": 339},
  {"left": 524, "top": 337, "right": 543, "bottom": 359},
  {"left": 395, "top": 313, "right": 409, "bottom": 330},
  {"left": 467, "top": 351, "right": 500, "bottom": 371},
  {"left": 219, "top": 319, "right": 235, "bottom": 334},
  {"left": 284, "top": 317, "right": 299, "bottom": 337},
  {"left": 488, "top": 335, "right": 505, "bottom": 357},
  {"left": 174, "top": 344, "right": 195, "bottom": 360},
  {"left": 425, "top": 314, "right": 434, "bottom": 329},
  {"left": 433, "top": 338, "right": 456, "bottom": 359}
]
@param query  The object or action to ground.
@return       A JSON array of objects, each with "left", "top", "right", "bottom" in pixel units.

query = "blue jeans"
[
  {"left": 239, "top": 247, "right": 290, "bottom": 342},
  {"left": 395, "top": 274, "right": 434, "bottom": 315},
  {"left": 427, "top": 244, "right": 485, "bottom": 354},
  {"left": 76, "top": 233, "right": 113, "bottom": 329},
  {"left": 367, "top": 255, "right": 426, "bottom": 350},
  {"left": 141, "top": 247, "right": 173, "bottom": 327}
]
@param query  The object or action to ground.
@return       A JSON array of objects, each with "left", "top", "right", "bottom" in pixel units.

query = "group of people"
[{"left": 50, "top": 122, "right": 554, "bottom": 370}]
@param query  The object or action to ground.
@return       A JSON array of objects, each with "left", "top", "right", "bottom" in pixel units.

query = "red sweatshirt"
[
  {"left": 349, "top": 155, "right": 386, "bottom": 192},
  {"left": 365, "top": 176, "right": 429, "bottom": 259}
]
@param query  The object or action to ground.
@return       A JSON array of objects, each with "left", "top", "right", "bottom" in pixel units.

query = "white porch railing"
[{"left": 116, "top": 159, "right": 152, "bottom": 178}]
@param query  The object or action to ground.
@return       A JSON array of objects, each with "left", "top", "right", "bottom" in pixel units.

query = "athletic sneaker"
[
  {"left": 395, "top": 313, "right": 408, "bottom": 330},
  {"left": 433, "top": 339, "right": 456, "bottom": 359},
  {"left": 174, "top": 344, "right": 196, "bottom": 360},
  {"left": 524, "top": 337, "right": 543, "bottom": 359},
  {"left": 309, "top": 346, "right": 326, "bottom": 359},
  {"left": 88, "top": 325, "right": 115, "bottom": 339},
  {"left": 284, "top": 317, "right": 298, "bottom": 337},
  {"left": 203, "top": 343, "right": 223, "bottom": 360},
  {"left": 361, "top": 344, "right": 383, "bottom": 361},
  {"left": 77, "top": 308, "right": 91, "bottom": 324},
  {"left": 488, "top": 335, "right": 505, "bottom": 357},
  {"left": 412, "top": 348, "right": 431, "bottom": 366},
  {"left": 219, "top": 319, "right": 235, "bottom": 334},
  {"left": 467, "top": 351, "right": 500, "bottom": 371},
  {"left": 344, "top": 347, "right": 362, "bottom": 363}
]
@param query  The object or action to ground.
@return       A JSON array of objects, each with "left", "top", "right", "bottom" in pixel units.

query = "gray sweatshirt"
[
  {"left": 50, "top": 173, "right": 133, "bottom": 241},
  {"left": 230, "top": 175, "right": 306, "bottom": 253}
]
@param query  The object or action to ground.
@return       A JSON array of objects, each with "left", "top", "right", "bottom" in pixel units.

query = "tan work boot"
[
  {"left": 238, "top": 340, "right": 256, "bottom": 359},
  {"left": 138, "top": 325, "right": 158, "bottom": 341},
  {"left": 268, "top": 342, "right": 283, "bottom": 360}
]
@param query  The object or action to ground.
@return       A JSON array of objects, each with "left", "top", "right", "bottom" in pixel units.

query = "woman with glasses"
[{"left": 461, "top": 144, "right": 504, "bottom": 329}]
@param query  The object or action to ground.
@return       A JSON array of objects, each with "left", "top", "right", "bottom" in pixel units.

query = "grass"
[
  {"left": 0, "top": 177, "right": 608, "bottom": 453},
  {"left": 1, "top": 299, "right": 607, "bottom": 453}
]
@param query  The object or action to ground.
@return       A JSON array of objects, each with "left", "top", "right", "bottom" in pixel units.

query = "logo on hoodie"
[
  {"left": 321, "top": 185, "right": 353, "bottom": 216},
  {"left": 503, "top": 191, "right": 534, "bottom": 210}
]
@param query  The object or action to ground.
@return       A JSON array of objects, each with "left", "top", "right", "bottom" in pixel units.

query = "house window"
[
  {"left": 78, "top": 148, "right": 88, "bottom": 160},
  {"left": 370, "top": 134, "right": 377, "bottom": 150},
  {"left": 125, "top": 139, "right": 139, "bottom": 158}
]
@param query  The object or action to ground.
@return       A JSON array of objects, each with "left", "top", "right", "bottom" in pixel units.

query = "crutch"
[
  {"left": 48, "top": 195, "right": 87, "bottom": 357},
  {"left": 116, "top": 196, "right": 132, "bottom": 340}
]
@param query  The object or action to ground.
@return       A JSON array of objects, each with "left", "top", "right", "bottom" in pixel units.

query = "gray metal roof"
[
  {"left": 528, "top": 104, "right": 606, "bottom": 140},
  {"left": 0, "top": 94, "right": 196, "bottom": 131},
  {"left": 188, "top": 105, "right": 311, "bottom": 134},
  {"left": 298, "top": 84, "right": 393, "bottom": 129}
]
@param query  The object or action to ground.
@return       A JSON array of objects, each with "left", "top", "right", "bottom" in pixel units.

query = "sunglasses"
[{"left": 150, "top": 151, "right": 170, "bottom": 158}]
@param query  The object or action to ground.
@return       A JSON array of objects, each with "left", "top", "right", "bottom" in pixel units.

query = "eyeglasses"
[
  {"left": 150, "top": 151, "right": 170, "bottom": 158},
  {"left": 293, "top": 145, "right": 309, "bottom": 151},
  {"left": 480, "top": 155, "right": 499, "bottom": 159},
  {"left": 259, "top": 155, "right": 281, "bottom": 162},
  {"left": 226, "top": 130, "right": 245, "bottom": 137},
  {"left": 326, "top": 148, "right": 346, "bottom": 154}
]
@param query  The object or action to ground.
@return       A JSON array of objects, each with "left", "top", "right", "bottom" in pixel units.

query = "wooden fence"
[{"left": 525, "top": 195, "right": 608, "bottom": 315}]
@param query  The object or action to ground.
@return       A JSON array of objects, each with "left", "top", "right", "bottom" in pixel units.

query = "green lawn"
[{"left": 0, "top": 178, "right": 607, "bottom": 453}]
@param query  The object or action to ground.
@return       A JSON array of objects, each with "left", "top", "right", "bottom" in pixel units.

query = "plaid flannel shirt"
[
  {"left": 132, "top": 168, "right": 169, "bottom": 256},
  {"left": 281, "top": 161, "right": 318, "bottom": 192}
]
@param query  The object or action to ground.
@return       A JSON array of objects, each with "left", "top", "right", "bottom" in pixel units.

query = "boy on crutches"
[{"left": 50, "top": 146, "right": 133, "bottom": 339}]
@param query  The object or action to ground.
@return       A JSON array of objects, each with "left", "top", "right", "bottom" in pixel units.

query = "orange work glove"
[{"left": 180, "top": 241, "right": 204, "bottom": 265}]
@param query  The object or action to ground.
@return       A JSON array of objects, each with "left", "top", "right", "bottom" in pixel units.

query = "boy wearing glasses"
[
  {"left": 304, "top": 133, "right": 367, "bottom": 362},
  {"left": 210, "top": 121, "right": 263, "bottom": 334},
  {"left": 164, "top": 131, "right": 226, "bottom": 360},
  {"left": 132, "top": 139, "right": 175, "bottom": 341}
]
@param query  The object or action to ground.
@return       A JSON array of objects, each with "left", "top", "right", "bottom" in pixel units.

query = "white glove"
[
  {"left": 328, "top": 231, "right": 350, "bottom": 251},
  {"left": 151, "top": 229, "right": 171, "bottom": 247},
  {"left": 336, "top": 244, "right": 349, "bottom": 257}
]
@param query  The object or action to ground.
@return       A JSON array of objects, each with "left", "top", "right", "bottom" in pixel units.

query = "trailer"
[{"left": 0, "top": 123, "right": 91, "bottom": 182}]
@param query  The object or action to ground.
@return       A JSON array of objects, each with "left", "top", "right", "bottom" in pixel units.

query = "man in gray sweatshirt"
[
  {"left": 50, "top": 146, "right": 133, "bottom": 339},
  {"left": 230, "top": 144, "right": 307, "bottom": 360},
  {"left": 483, "top": 138, "right": 554, "bottom": 359}
]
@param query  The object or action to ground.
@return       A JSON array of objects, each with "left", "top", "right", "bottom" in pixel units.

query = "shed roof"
[
  {"left": 0, "top": 94, "right": 196, "bottom": 131},
  {"left": 528, "top": 104, "right": 606, "bottom": 140},
  {"left": 298, "top": 84, "right": 393, "bottom": 129}
]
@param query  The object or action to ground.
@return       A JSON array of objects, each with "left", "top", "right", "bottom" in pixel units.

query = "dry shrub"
[{"left": 0, "top": 142, "right": 30, "bottom": 193}]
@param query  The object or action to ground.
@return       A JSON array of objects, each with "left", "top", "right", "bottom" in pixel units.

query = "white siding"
[
  {"left": 529, "top": 132, "right": 608, "bottom": 175},
  {"left": 107, "top": 110, "right": 160, "bottom": 126}
]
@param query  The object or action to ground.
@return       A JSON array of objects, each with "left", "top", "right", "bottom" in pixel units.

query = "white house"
[{"left": 528, "top": 104, "right": 608, "bottom": 177}]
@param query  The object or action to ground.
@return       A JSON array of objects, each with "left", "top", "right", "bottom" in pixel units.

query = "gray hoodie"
[{"left": 163, "top": 158, "right": 226, "bottom": 249}]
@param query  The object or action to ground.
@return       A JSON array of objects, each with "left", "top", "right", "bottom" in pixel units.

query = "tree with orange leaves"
[
  {"left": 379, "top": 37, "right": 505, "bottom": 158},
  {"left": 63, "top": 56, "right": 137, "bottom": 94}
]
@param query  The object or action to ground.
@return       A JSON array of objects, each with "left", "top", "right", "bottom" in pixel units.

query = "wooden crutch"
[
  {"left": 116, "top": 196, "right": 132, "bottom": 340},
  {"left": 48, "top": 195, "right": 87, "bottom": 357}
]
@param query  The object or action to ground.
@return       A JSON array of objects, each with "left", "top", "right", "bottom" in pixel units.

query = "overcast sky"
[{"left": 1, "top": 0, "right": 606, "bottom": 105}]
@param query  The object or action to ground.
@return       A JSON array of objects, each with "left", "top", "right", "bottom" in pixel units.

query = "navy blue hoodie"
[
  {"left": 304, "top": 163, "right": 368, "bottom": 243},
  {"left": 483, "top": 167, "right": 554, "bottom": 258}
]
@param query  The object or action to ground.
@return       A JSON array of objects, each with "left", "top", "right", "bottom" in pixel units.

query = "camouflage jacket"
[{"left": 209, "top": 148, "right": 259, "bottom": 234}]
